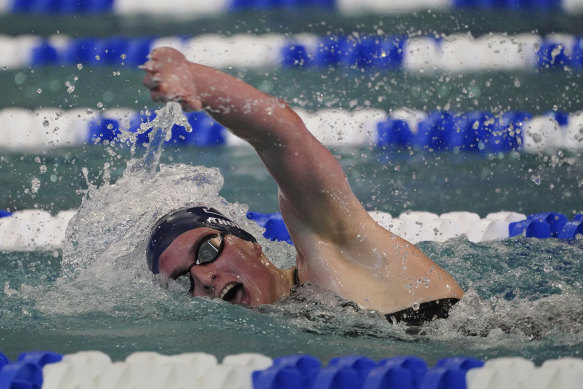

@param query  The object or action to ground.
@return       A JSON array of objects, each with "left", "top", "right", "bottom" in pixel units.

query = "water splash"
[
  {"left": 140, "top": 102, "right": 191, "bottom": 175},
  {"left": 61, "top": 102, "right": 293, "bottom": 284}
]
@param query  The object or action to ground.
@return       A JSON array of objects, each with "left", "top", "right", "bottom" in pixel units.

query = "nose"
[{"left": 189, "top": 265, "right": 217, "bottom": 297}]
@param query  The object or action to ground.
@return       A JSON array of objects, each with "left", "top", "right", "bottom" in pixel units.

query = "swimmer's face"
[{"left": 158, "top": 227, "right": 287, "bottom": 306}]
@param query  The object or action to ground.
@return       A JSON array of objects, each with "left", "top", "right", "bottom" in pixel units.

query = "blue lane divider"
[
  {"left": 282, "top": 35, "right": 406, "bottom": 70},
  {"left": 363, "top": 364, "right": 415, "bottom": 389},
  {"left": 30, "top": 36, "right": 154, "bottom": 68},
  {"left": 0, "top": 362, "right": 43, "bottom": 389},
  {"left": 509, "top": 213, "right": 583, "bottom": 239},
  {"left": 253, "top": 354, "right": 477, "bottom": 389},
  {"left": 377, "top": 110, "right": 536, "bottom": 153},
  {"left": 0, "top": 352, "right": 8, "bottom": 371},
  {"left": 1, "top": 105, "right": 578, "bottom": 152},
  {"left": 379, "top": 356, "right": 427, "bottom": 388},
  {"left": 230, "top": 0, "right": 335, "bottom": 11},
  {"left": 18, "top": 351, "right": 63, "bottom": 367},
  {"left": 453, "top": 0, "right": 561, "bottom": 10},
  {"left": 10, "top": 0, "right": 114, "bottom": 14},
  {"left": 247, "top": 211, "right": 293, "bottom": 244},
  {"left": 88, "top": 110, "right": 226, "bottom": 147},
  {"left": 328, "top": 355, "right": 377, "bottom": 381},
  {"left": 88, "top": 108, "right": 559, "bottom": 153},
  {"left": 435, "top": 357, "right": 484, "bottom": 372},
  {"left": 0, "top": 210, "right": 12, "bottom": 218},
  {"left": 3, "top": 349, "right": 583, "bottom": 389},
  {"left": 0, "top": 351, "right": 62, "bottom": 389},
  {"left": 250, "top": 210, "right": 583, "bottom": 244},
  {"left": 21, "top": 34, "right": 583, "bottom": 71},
  {"left": 254, "top": 354, "right": 322, "bottom": 389},
  {"left": 5, "top": 0, "right": 571, "bottom": 14}
]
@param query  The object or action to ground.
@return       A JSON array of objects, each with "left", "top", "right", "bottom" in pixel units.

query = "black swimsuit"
[
  {"left": 385, "top": 298, "right": 459, "bottom": 326},
  {"left": 292, "top": 268, "right": 458, "bottom": 326}
]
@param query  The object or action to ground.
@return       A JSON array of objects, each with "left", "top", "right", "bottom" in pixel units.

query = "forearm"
[{"left": 188, "top": 63, "right": 298, "bottom": 148}]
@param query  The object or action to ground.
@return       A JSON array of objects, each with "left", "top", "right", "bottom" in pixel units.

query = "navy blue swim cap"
[{"left": 147, "top": 206, "right": 256, "bottom": 274}]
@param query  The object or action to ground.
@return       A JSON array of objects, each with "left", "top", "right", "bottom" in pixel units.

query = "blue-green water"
[
  {"left": 1, "top": 6, "right": 583, "bottom": 367},
  {"left": 1, "top": 139, "right": 582, "bottom": 364}
]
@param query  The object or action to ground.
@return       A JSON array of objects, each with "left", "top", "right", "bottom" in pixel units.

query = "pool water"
[
  {"left": 1, "top": 4, "right": 583, "bottom": 369},
  {"left": 1, "top": 122, "right": 582, "bottom": 364}
]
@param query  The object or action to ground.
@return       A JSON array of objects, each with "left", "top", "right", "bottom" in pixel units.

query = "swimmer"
[{"left": 142, "top": 47, "right": 464, "bottom": 325}]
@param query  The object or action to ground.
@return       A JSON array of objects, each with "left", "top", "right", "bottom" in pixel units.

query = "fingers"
[{"left": 141, "top": 47, "right": 200, "bottom": 109}]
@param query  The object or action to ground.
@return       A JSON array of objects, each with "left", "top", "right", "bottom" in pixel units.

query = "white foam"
[
  {"left": 523, "top": 116, "right": 563, "bottom": 152},
  {"left": 564, "top": 111, "right": 583, "bottom": 151}
]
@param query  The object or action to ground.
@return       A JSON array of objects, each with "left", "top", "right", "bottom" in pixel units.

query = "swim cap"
[{"left": 147, "top": 206, "right": 256, "bottom": 274}]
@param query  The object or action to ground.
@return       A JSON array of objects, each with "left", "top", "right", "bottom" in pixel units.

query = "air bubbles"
[
  {"left": 14, "top": 72, "right": 26, "bottom": 85},
  {"left": 65, "top": 81, "right": 75, "bottom": 94},
  {"left": 31, "top": 177, "right": 41, "bottom": 194},
  {"left": 531, "top": 174, "right": 541, "bottom": 185}
]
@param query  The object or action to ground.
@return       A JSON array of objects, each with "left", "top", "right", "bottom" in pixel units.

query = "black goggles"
[
  {"left": 191, "top": 232, "right": 226, "bottom": 268},
  {"left": 182, "top": 232, "right": 226, "bottom": 293}
]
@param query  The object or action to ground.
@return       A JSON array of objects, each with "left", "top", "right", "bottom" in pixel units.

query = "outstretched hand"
[{"left": 142, "top": 47, "right": 203, "bottom": 111}]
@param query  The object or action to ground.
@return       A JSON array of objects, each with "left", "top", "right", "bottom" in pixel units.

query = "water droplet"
[
  {"left": 531, "top": 174, "right": 541, "bottom": 185},
  {"left": 31, "top": 177, "right": 41, "bottom": 194},
  {"left": 14, "top": 72, "right": 26, "bottom": 85}
]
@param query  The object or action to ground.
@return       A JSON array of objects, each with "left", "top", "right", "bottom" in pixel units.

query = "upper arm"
[
  {"left": 181, "top": 62, "right": 367, "bottom": 242},
  {"left": 246, "top": 105, "right": 369, "bottom": 242}
]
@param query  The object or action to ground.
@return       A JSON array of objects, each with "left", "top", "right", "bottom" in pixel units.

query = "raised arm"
[
  {"left": 143, "top": 47, "right": 369, "bottom": 243},
  {"left": 144, "top": 47, "right": 465, "bottom": 313}
]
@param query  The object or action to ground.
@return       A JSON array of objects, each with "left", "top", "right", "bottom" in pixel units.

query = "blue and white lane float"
[
  {"left": 0, "top": 208, "right": 581, "bottom": 252},
  {"left": 0, "top": 107, "right": 581, "bottom": 153},
  {"left": 1, "top": 33, "right": 583, "bottom": 71},
  {"left": 2, "top": 0, "right": 583, "bottom": 15},
  {"left": 0, "top": 350, "right": 582, "bottom": 389}
]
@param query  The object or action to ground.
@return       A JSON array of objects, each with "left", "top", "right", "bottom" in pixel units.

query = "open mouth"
[{"left": 219, "top": 282, "right": 243, "bottom": 303}]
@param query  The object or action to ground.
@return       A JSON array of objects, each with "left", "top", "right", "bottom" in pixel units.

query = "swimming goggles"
[
  {"left": 184, "top": 232, "right": 226, "bottom": 292},
  {"left": 190, "top": 232, "right": 226, "bottom": 267}
]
